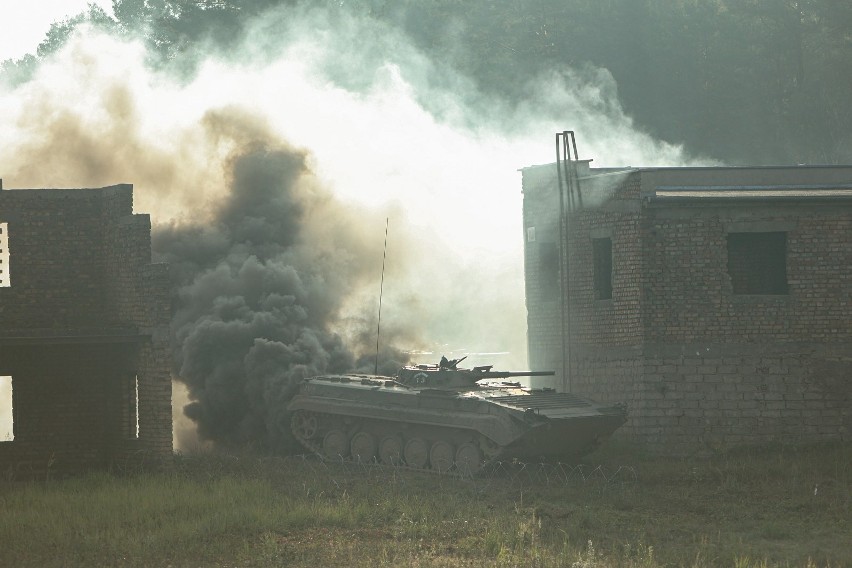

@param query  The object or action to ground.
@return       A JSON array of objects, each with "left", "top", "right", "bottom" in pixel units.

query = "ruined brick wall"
[
  {"left": 136, "top": 263, "right": 172, "bottom": 458},
  {"left": 0, "top": 344, "right": 138, "bottom": 476},
  {"left": 0, "top": 185, "right": 171, "bottom": 477},
  {"left": 0, "top": 189, "right": 119, "bottom": 328}
]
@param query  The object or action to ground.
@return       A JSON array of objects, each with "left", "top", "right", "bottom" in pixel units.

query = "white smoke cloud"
[{"left": 0, "top": 7, "right": 692, "bottom": 449}]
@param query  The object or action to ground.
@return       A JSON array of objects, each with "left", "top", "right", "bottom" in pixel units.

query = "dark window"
[
  {"left": 539, "top": 242, "right": 559, "bottom": 300},
  {"left": 727, "top": 232, "right": 788, "bottom": 294},
  {"left": 592, "top": 237, "right": 612, "bottom": 300}
]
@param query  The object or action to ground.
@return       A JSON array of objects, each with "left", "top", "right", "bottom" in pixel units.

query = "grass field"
[{"left": 0, "top": 442, "right": 849, "bottom": 567}]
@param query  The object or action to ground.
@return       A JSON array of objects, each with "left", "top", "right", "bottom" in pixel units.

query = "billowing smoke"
[
  {"left": 153, "top": 112, "right": 399, "bottom": 452},
  {"left": 0, "top": 5, "right": 693, "bottom": 453}
]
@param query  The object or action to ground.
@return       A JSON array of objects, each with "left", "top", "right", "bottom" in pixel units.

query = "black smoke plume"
[{"left": 153, "top": 112, "right": 407, "bottom": 453}]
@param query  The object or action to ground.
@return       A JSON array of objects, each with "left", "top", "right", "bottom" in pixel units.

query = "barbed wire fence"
[
  {"left": 3, "top": 449, "right": 637, "bottom": 491},
  {"left": 282, "top": 453, "right": 638, "bottom": 493}
]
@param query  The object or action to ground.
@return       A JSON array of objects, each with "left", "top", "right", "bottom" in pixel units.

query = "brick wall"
[
  {"left": 522, "top": 165, "right": 565, "bottom": 375},
  {"left": 522, "top": 164, "right": 852, "bottom": 453},
  {"left": 0, "top": 344, "right": 136, "bottom": 476},
  {"left": 0, "top": 185, "right": 171, "bottom": 477},
  {"left": 642, "top": 206, "right": 852, "bottom": 343},
  {"left": 637, "top": 343, "right": 850, "bottom": 453},
  {"left": 523, "top": 167, "right": 644, "bottom": 394},
  {"left": 638, "top": 200, "right": 852, "bottom": 451}
]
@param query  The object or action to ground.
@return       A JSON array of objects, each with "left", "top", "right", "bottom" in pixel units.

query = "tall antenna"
[{"left": 374, "top": 218, "right": 389, "bottom": 375}]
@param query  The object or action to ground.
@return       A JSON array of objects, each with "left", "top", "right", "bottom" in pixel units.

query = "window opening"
[
  {"left": 727, "top": 232, "right": 788, "bottom": 295},
  {"left": 592, "top": 237, "right": 612, "bottom": 300},
  {"left": 134, "top": 375, "right": 140, "bottom": 439},
  {"left": 1, "top": 376, "right": 12, "bottom": 441},
  {"left": 0, "top": 223, "right": 9, "bottom": 287},
  {"left": 123, "top": 374, "right": 139, "bottom": 440}
]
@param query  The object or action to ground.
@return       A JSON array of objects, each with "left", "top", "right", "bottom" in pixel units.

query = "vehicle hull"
[{"left": 287, "top": 374, "right": 627, "bottom": 471}]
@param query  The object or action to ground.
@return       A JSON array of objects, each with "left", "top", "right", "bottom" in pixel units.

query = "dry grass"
[{"left": 0, "top": 441, "right": 849, "bottom": 567}]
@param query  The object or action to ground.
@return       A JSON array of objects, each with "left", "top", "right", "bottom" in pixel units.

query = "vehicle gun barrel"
[
  {"left": 396, "top": 359, "right": 556, "bottom": 388},
  {"left": 477, "top": 370, "right": 556, "bottom": 379}
]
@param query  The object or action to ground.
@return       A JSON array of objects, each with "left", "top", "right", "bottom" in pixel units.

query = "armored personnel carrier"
[{"left": 287, "top": 357, "right": 627, "bottom": 474}]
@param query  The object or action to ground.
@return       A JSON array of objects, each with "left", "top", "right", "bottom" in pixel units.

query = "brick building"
[
  {"left": 522, "top": 156, "right": 852, "bottom": 453},
  {"left": 0, "top": 183, "right": 172, "bottom": 478}
]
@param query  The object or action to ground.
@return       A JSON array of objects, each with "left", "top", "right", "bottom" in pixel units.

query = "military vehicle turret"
[
  {"left": 396, "top": 355, "right": 555, "bottom": 387},
  {"left": 287, "top": 357, "right": 627, "bottom": 475}
]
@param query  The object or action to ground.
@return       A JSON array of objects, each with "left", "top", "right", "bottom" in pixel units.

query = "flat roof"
[
  {"left": 522, "top": 161, "right": 852, "bottom": 203},
  {"left": 652, "top": 184, "right": 852, "bottom": 203}
]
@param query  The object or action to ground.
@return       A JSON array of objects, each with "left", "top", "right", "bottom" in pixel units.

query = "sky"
[{"left": 0, "top": 1, "right": 114, "bottom": 61}]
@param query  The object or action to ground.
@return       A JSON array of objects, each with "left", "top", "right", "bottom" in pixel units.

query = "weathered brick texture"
[
  {"left": 0, "top": 185, "right": 171, "bottom": 477},
  {"left": 523, "top": 163, "right": 852, "bottom": 453}
]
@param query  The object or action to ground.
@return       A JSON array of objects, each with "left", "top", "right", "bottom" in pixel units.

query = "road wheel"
[
  {"left": 479, "top": 435, "right": 501, "bottom": 461},
  {"left": 291, "top": 411, "right": 318, "bottom": 441},
  {"left": 350, "top": 431, "right": 377, "bottom": 463},
  {"left": 403, "top": 437, "right": 429, "bottom": 469},
  {"left": 322, "top": 429, "right": 348, "bottom": 460},
  {"left": 455, "top": 442, "right": 482, "bottom": 476},
  {"left": 378, "top": 435, "right": 403, "bottom": 465},
  {"left": 429, "top": 440, "right": 455, "bottom": 473}
]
